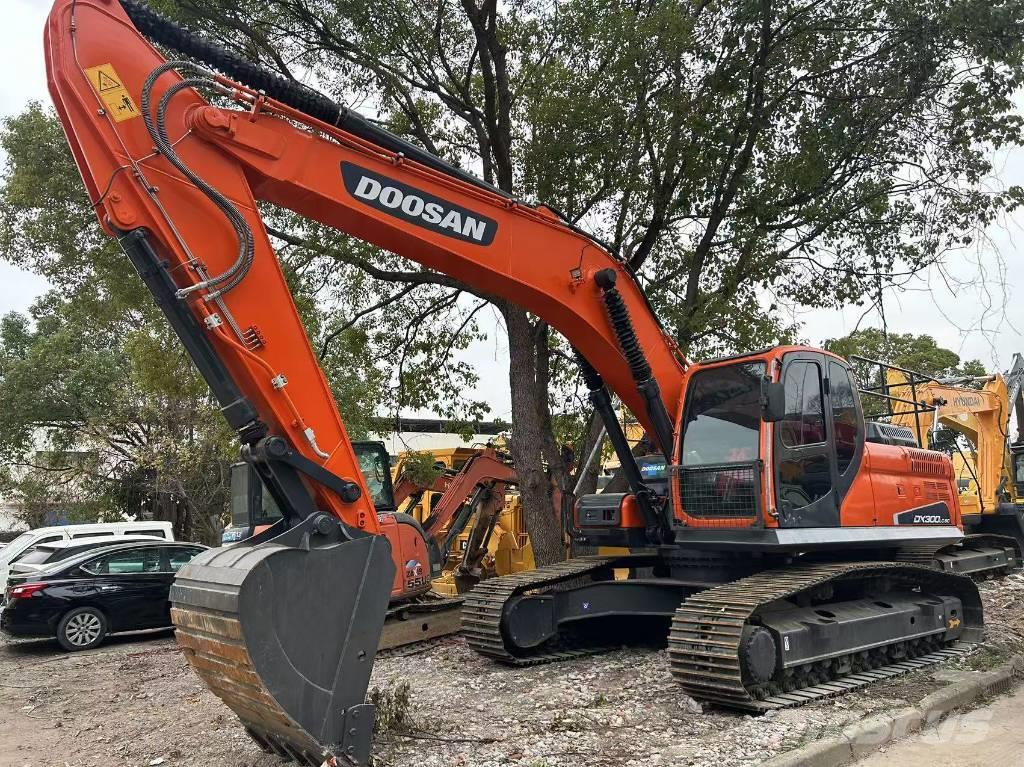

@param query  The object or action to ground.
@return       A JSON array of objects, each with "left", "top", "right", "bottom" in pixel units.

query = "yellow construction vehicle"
[
  {"left": 855, "top": 354, "right": 1024, "bottom": 544},
  {"left": 391, "top": 446, "right": 534, "bottom": 593},
  {"left": 391, "top": 446, "right": 482, "bottom": 520}
]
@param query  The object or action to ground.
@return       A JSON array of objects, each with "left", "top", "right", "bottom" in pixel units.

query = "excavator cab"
[
  {"left": 1011, "top": 443, "right": 1024, "bottom": 500},
  {"left": 575, "top": 348, "right": 870, "bottom": 544},
  {"left": 222, "top": 441, "right": 396, "bottom": 543}
]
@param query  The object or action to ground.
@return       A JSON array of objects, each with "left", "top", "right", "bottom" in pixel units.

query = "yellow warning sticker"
[{"left": 84, "top": 63, "right": 139, "bottom": 123}]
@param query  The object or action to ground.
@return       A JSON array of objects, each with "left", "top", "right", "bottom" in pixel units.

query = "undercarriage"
[{"left": 462, "top": 541, "right": 995, "bottom": 713}]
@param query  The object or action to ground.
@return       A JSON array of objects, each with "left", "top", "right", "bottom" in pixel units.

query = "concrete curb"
[{"left": 759, "top": 654, "right": 1024, "bottom": 767}]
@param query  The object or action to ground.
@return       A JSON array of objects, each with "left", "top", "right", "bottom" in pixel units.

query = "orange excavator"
[
  {"left": 226, "top": 444, "right": 519, "bottom": 584},
  {"left": 225, "top": 443, "right": 520, "bottom": 645},
  {"left": 45, "top": 2, "right": 1016, "bottom": 764}
]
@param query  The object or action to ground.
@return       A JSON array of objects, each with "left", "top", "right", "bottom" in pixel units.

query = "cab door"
[{"left": 774, "top": 352, "right": 840, "bottom": 527}]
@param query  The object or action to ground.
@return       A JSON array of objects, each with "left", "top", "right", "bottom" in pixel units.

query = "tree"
[
  {"left": 823, "top": 328, "right": 988, "bottom": 417},
  {"left": 142, "top": 0, "right": 1024, "bottom": 563},
  {"left": 0, "top": 104, "right": 491, "bottom": 539}
]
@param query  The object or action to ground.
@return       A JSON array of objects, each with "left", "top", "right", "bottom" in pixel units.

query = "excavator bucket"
[{"left": 171, "top": 519, "right": 394, "bottom": 766}]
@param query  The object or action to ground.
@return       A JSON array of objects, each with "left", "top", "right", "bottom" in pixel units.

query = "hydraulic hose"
[{"left": 140, "top": 61, "right": 255, "bottom": 300}]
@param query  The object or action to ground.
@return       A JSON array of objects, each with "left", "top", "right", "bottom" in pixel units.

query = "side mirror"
[
  {"left": 761, "top": 378, "right": 786, "bottom": 422},
  {"left": 928, "top": 427, "right": 958, "bottom": 450}
]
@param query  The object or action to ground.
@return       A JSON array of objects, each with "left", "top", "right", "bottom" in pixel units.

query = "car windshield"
[
  {"left": 1, "top": 532, "right": 34, "bottom": 560},
  {"left": 13, "top": 548, "right": 56, "bottom": 566},
  {"left": 681, "top": 362, "right": 766, "bottom": 466}
]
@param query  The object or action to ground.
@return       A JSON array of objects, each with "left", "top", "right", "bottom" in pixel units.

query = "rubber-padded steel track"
[
  {"left": 668, "top": 561, "right": 983, "bottom": 712},
  {"left": 462, "top": 553, "right": 657, "bottom": 664}
]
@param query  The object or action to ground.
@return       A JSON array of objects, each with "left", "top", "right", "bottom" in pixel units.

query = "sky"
[{"left": 3, "top": 0, "right": 1023, "bottom": 425}]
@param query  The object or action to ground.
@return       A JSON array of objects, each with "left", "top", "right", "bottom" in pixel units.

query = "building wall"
[
  {"left": 365, "top": 431, "right": 501, "bottom": 456},
  {"left": 0, "top": 493, "right": 26, "bottom": 535}
]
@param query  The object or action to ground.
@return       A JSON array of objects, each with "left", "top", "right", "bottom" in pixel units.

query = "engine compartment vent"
[{"left": 865, "top": 421, "right": 918, "bottom": 448}]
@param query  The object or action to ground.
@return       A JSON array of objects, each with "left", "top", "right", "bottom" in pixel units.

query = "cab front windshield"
[
  {"left": 681, "top": 362, "right": 765, "bottom": 466},
  {"left": 355, "top": 444, "right": 395, "bottom": 510}
]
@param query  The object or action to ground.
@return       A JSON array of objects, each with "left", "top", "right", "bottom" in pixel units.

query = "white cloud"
[{"left": 0, "top": 1, "right": 54, "bottom": 320}]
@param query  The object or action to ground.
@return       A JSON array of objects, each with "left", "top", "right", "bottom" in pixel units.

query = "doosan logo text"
[{"left": 341, "top": 162, "right": 497, "bottom": 245}]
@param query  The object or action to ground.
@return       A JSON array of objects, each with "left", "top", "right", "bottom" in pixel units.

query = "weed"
[{"left": 368, "top": 681, "right": 414, "bottom": 737}]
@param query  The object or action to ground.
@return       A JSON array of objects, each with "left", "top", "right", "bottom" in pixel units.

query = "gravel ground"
[{"left": 1, "top": 573, "right": 1022, "bottom": 767}]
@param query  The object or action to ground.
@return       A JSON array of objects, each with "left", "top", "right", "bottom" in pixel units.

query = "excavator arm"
[
  {"left": 420, "top": 450, "right": 517, "bottom": 538},
  {"left": 44, "top": 1, "right": 687, "bottom": 764},
  {"left": 886, "top": 369, "right": 1011, "bottom": 512},
  {"left": 390, "top": 449, "right": 519, "bottom": 573}
]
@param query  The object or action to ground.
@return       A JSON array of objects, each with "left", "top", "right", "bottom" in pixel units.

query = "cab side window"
[
  {"left": 829, "top": 362, "right": 860, "bottom": 475},
  {"left": 781, "top": 361, "right": 826, "bottom": 447}
]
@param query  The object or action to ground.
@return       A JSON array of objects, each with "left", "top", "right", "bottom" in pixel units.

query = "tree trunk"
[{"left": 500, "top": 303, "right": 566, "bottom": 567}]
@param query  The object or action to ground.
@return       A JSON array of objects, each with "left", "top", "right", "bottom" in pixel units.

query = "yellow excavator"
[{"left": 856, "top": 353, "right": 1024, "bottom": 545}]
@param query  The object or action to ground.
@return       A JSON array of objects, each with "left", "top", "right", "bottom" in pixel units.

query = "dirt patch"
[
  {"left": 0, "top": 633, "right": 269, "bottom": 767},
  {"left": 0, "top": 577, "right": 1021, "bottom": 767}
]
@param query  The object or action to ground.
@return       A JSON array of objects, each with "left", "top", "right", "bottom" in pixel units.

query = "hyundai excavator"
[
  {"left": 44, "top": 2, "right": 1017, "bottom": 765},
  {"left": 855, "top": 356, "right": 1024, "bottom": 548}
]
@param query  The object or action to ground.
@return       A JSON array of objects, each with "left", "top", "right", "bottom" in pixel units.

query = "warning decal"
[
  {"left": 96, "top": 70, "right": 121, "bottom": 91},
  {"left": 84, "top": 64, "right": 139, "bottom": 123}
]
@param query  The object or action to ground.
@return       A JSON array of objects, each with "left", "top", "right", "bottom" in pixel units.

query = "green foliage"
[
  {"left": 824, "top": 328, "right": 985, "bottom": 380},
  {"left": 160, "top": 0, "right": 1022, "bottom": 362},
  {"left": 397, "top": 450, "right": 444, "bottom": 488}
]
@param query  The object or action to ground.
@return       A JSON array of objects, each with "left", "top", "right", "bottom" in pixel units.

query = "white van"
[{"left": 0, "top": 522, "right": 174, "bottom": 593}]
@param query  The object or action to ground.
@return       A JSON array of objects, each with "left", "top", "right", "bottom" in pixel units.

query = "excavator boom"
[{"left": 44, "top": 2, "right": 683, "bottom": 763}]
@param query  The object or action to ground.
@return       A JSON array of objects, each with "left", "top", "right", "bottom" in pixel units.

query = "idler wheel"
[{"left": 740, "top": 625, "right": 778, "bottom": 686}]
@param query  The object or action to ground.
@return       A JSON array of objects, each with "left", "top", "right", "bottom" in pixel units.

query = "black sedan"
[{"left": 1, "top": 540, "right": 206, "bottom": 651}]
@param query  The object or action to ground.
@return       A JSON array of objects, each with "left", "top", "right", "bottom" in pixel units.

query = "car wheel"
[{"left": 56, "top": 607, "right": 108, "bottom": 652}]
